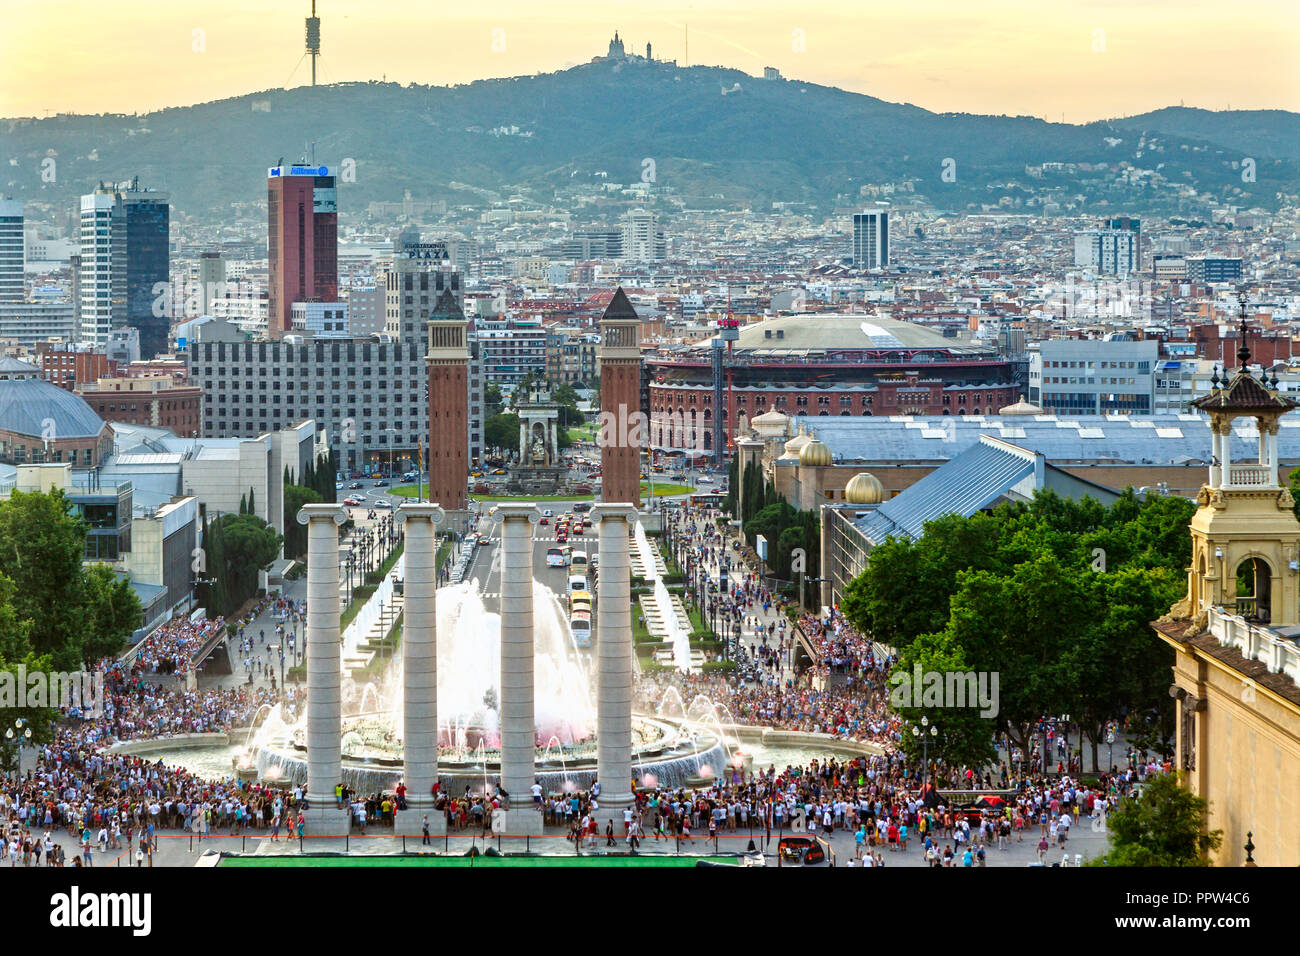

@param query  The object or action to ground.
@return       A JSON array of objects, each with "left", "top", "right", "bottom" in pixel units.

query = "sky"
[{"left": 2, "top": 0, "right": 1297, "bottom": 122}]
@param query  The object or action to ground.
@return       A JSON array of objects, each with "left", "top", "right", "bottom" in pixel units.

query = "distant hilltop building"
[{"left": 608, "top": 31, "right": 625, "bottom": 59}]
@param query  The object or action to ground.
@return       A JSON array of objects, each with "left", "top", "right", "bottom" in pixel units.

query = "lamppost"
[
  {"left": 911, "top": 715, "right": 938, "bottom": 791},
  {"left": 5, "top": 718, "right": 32, "bottom": 775}
]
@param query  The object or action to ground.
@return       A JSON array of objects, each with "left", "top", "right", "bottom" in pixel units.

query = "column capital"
[
  {"left": 491, "top": 502, "right": 540, "bottom": 527},
  {"left": 396, "top": 502, "right": 446, "bottom": 528},
  {"left": 297, "top": 503, "right": 348, "bottom": 527},
  {"left": 590, "top": 502, "right": 639, "bottom": 525}
]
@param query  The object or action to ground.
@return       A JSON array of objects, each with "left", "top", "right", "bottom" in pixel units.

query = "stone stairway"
[{"left": 343, "top": 591, "right": 404, "bottom": 680}]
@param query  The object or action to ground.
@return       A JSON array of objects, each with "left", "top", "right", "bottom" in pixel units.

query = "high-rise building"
[
  {"left": 1074, "top": 225, "right": 1138, "bottom": 276},
  {"left": 0, "top": 199, "right": 24, "bottom": 302},
  {"left": 78, "top": 187, "right": 126, "bottom": 348},
  {"left": 119, "top": 180, "right": 170, "bottom": 359},
  {"left": 852, "top": 209, "right": 890, "bottom": 270},
  {"left": 76, "top": 181, "right": 170, "bottom": 358},
  {"left": 619, "top": 210, "right": 665, "bottom": 262},
  {"left": 198, "top": 252, "right": 226, "bottom": 316},
  {"left": 267, "top": 164, "right": 338, "bottom": 337}
]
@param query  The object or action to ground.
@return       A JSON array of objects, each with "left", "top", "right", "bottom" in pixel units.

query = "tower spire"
[{"left": 1237, "top": 290, "right": 1251, "bottom": 370}]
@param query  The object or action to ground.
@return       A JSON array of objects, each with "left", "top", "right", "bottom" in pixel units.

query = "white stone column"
[
  {"left": 395, "top": 502, "right": 445, "bottom": 835},
  {"left": 1268, "top": 427, "right": 1280, "bottom": 486},
  {"left": 297, "top": 503, "right": 350, "bottom": 830},
  {"left": 493, "top": 502, "right": 543, "bottom": 833},
  {"left": 592, "top": 502, "right": 637, "bottom": 817}
]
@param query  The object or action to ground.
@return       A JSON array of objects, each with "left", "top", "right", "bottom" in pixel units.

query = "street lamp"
[
  {"left": 5, "top": 718, "right": 33, "bottom": 774},
  {"left": 911, "top": 715, "right": 939, "bottom": 790}
]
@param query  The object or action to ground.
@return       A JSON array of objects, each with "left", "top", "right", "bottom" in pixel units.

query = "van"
[
  {"left": 571, "top": 550, "right": 589, "bottom": 576},
  {"left": 569, "top": 574, "right": 588, "bottom": 594},
  {"left": 546, "top": 546, "right": 572, "bottom": 568}
]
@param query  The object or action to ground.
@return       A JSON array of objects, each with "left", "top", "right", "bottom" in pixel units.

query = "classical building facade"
[{"left": 1155, "top": 325, "right": 1300, "bottom": 867}]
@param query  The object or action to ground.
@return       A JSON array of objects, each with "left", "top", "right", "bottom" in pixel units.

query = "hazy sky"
[{"left": 3, "top": 0, "right": 1297, "bottom": 121}]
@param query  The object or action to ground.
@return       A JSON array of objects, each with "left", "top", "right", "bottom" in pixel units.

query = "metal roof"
[
  {"left": 856, "top": 437, "right": 1039, "bottom": 543},
  {"left": 0, "top": 375, "right": 108, "bottom": 440},
  {"left": 780, "top": 414, "right": 1300, "bottom": 465}
]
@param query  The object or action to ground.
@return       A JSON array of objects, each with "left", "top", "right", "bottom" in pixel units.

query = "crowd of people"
[{"left": 127, "top": 615, "right": 227, "bottom": 676}]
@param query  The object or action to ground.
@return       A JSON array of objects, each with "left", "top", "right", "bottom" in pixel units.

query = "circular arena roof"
[
  {"left": 729, "top": 314, "right": 988, "bottom": 354},
  {"left": 0, "top": 359, "right": 108, "bottom": 440}
]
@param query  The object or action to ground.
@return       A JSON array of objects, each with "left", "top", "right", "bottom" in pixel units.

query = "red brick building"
[
  {"left": 35, "top": 342, "right": 114, "bottom": 391},
  {"left": 78, "top": 376, "right": 202, "bottom": 437}
]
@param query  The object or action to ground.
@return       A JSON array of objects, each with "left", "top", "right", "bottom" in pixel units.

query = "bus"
[
  {"left": 570, "top": 609, "right": 592, "bottom": 647},
  {"left": 571, "top": 550, "right": 589, "bottom": 576},
  {"left": 569, "top": 590, "right": 592, "bottom": 616},
  {"left": 689, "top": 492, "right": 726, "bottom": 508},
  {"left": 546, "top": 546, "right": 572, "bottom": 568}
]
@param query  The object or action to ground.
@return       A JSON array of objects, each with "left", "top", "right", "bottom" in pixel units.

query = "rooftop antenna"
[{"left": 306, "top": 0, "right": 322, "bottom": 87}]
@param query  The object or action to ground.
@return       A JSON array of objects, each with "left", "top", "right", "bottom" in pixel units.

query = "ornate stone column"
[
  {"left": 297, "top": 502, "right": 351, "bottom": 830},
  {"left": 493, "top": 502, "right": 543, "bottom": 833},
  {"left": 395, "top": 502, "right": 445, "bottom": 834},
  {"left": 591, "top": 502, "right": 637, "bottom": 817}
]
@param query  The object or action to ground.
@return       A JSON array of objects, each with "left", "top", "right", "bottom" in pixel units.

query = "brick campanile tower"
[
  {"left": 599, "top": 287, "right": 643, "bottom": 508},
  {"left": 426, "top": 289, "right": 469, "bottom": 520}
]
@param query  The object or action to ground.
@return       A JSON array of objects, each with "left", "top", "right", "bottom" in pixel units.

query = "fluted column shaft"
[
  {"left": 495, "top": 503, "right": 540, "bottom": 828},
  {"left": 400, "top": 504, "right": 444, "bottom": 819},
  {"left": 299, "top": 503, "right": 347, "bottom": 810},
  {"left": 594, "top": 503, "right": 637, "bottom": 815}
]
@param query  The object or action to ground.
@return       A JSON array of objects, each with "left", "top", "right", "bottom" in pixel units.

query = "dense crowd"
[{"left": 127, "top": 615, "right": 227, "bottom": 676}]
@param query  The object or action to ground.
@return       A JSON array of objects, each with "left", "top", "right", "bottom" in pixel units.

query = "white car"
[
  {"left": 697, "top": 475, "right": 714, "bottom": 484},
  {"left": 543, "top": 509, "right": 554, "bottom": 518},
  {"left": 373, "top": 500, "right": 393, "bottom": 510}
]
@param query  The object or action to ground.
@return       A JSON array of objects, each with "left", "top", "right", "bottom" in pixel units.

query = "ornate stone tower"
[
  {"left": 1181, "top": 303, "right": 1300, "bottom": 628},
  {"left": 599, "top": 287, "right": 642, "bottom": 508},
  {"left": 426, "top": 289, "right": 469, "bottom": 521}
]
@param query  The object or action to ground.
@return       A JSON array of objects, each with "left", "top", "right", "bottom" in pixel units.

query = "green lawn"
[
  {"left": 222, "top": 854, "right": 735, "bottom": 867},
  {"left": 392, "top": 481, "right": 696, "bottom": 502}
]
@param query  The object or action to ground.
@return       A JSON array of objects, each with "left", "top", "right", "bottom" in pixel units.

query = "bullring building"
[{"left": 646, "top": 314, "right": 1018, "bottom": 455}]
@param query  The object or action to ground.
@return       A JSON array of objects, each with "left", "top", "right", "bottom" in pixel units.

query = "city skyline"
[{"left": 2, "top": 0, "right": 1298, "bottom": 122}]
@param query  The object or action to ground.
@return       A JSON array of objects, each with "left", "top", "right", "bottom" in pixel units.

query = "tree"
[
  {"left": 1091, "top": 772, "right": 1222, "bottom": 866},
  {"left": 891, "top": 631, "right": 997, "bottom": 771},
  {"left": 81, "top": 563, "right": 143, "bottom": 661},
  {"left": 0, "top": 490, "right": 89, "bottom": 670},
  {"left": 215, "top": 513, "right": 282, "bottom": 615},
  {"left": 485, "top": 413, "right": 521, "bottom": 456},
  {"left": 283, "top": 484, "right": 323, "bottom": 559}
]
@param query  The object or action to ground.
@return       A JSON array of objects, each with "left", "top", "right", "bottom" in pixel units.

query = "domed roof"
[
  {"left": 0, "top": 361, "right": 108, "bottom": 440},
  {"left": 844, "top": 472, "right": 884, "bottom": 504},
  {"left": 782, "top": 426, "right": 812, "bottom": 458},
  {"left": 799, "top": 436, "right": 832, "bottom": 467},
  {"left": 998, "top": 394, "right": 1043, "bottom": 416}
]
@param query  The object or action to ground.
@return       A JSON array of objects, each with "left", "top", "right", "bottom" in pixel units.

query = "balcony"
[
  {"left": 1208, "top": 605, "right": 1300, "bottom": 687},
  {"left": 1226, "top": 465, "right": 1270, "bottom": 487}
]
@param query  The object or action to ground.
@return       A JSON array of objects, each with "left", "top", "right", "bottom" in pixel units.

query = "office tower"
[
  {"left": 267, "top": 163, "right": 338, "bottom": 338},
  {"left": 599, "top": 287, "right": 643, "bottom": 508},
  {"left": 79, "top": 186, "right": 126, "bottom": 347},
  {"left": 120, "top": 179, "right": 170, "bottom": 359},
  {"left": 619, "top": 210, "right": 665, "bottom": 262},
  {"left": 77, "top": 181, "right": 170, "bottom": 357},
  {"left": 0, "top": 199, "right": 24, "bottom": 302},
  {"left": 852, "top": 209, "right": 890, "bottom": 269},
  {"left": 1102, "top": 216, "right": 1141, "bottom": 270},
  {"left": 198, "top": 252, "right": 226, "bottom": 316}
]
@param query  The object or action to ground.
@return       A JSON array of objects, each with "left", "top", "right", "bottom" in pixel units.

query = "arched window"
[{"left": 1235, "top": 556, "right": 1273, "bottom": 623}]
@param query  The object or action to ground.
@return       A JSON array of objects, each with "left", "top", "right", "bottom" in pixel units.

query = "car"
[
  {"left": 542, "top": 509, "right": 554, "bottom": 518},
  {"left": 697, "top": 476, "right": 714, "bottom": 484},
  {"left": 470, "top": 471, "right": 484, "bottom": 478},
  {"left": 590, "top": 553, "right": 599, "bottom": 570},
  {"left": 477, "top": 532, "right": 490, "bottom": 546},
  {"left": 492, "top": 469, "right": 507, "bottom": 476},
  {"left": 336, "top": 481, "right": 344, "bottom": 490},
  {"left": 574, "top": 484, "right": 593, "bottom": 495},
  {"left": 402, "top": 471, "right": 418, "bottom": 482},
  {"left": 556, "top": 532, "right": 568, "bottom": 544},
  {"left": 349, "top": 481, "right": 364, "bottom": 489},
  {"left": 539, "top": 516, "right": 549, "bottom": 525},
  {"left": 373, "top": 499, "right": 393, "bottom": 510},
  {"left": 573, "top": 502, "right": 591, "bottom": 513},
  {"left": 344, "top": 496, "right": 363, "bottom": 506},
  {"left": 374, "top": 479, "right": 390, "bottom": 487}
]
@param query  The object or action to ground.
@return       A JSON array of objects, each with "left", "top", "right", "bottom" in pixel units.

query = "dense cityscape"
[{"left": 0, "top": 3, "right": 1295, "bottom": 918}]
